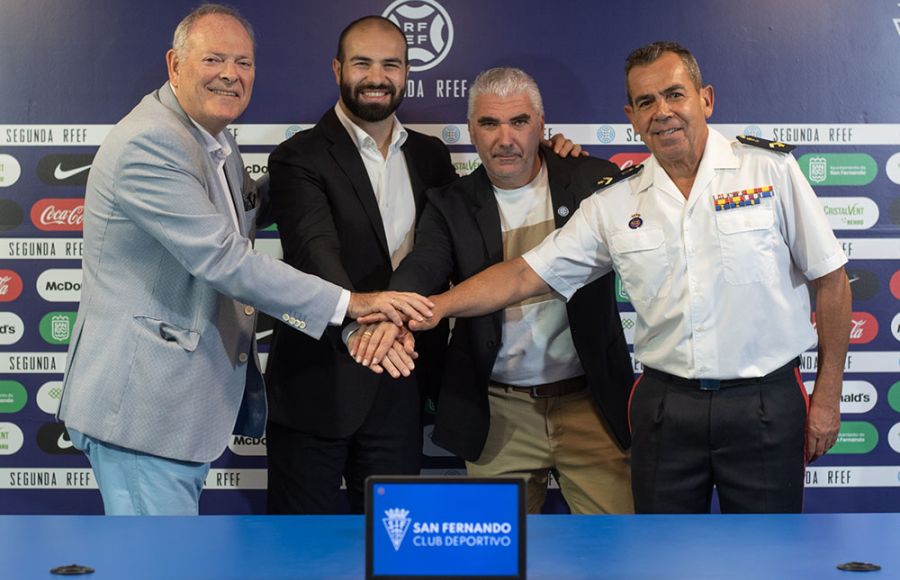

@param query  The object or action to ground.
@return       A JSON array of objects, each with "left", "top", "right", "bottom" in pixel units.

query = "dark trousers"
[
  {"left": 266, "top": 379, "right": 422, "bottom": 514},
  {"left": 629, "top": 360, "right": 808, "bottom": 514}
]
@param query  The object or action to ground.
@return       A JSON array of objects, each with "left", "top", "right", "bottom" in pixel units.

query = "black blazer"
[
  {"left": 264, "top": 108, "right": 456, "bottom": 437},
  {"left": 391, "top": 150, "right": 634, "bottom": 461}
]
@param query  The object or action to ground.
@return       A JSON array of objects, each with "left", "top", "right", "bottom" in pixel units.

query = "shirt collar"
[
  {"left": 170, "top": 82, "right": 232, "bottom": 160},
  {"left": 334, "top": 102, "right": 408, "bottom": 154},
  {"left": 632, "top": 127, "right": 738, "bottom": 194}
]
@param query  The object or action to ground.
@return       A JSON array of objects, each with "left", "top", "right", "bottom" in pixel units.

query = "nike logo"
[
  {"left": 53, "top": 163, "right": 91, "bottom": 181},
  {"left": 848, "top": 275, "right": 859, "bottom": 284},
  {"left": 256, "top": 329, "right": 273, "bottom": 341},
  {"left": 57, "top": 432, "right": 74, "bottom": 449}
]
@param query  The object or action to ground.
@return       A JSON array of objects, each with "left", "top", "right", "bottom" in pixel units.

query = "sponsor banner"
[
  {"left": 614, "top": 275, "right": 630, "bottom": 303},
  {"left": 805, "top": 466, "right": 900, "bottom": 488},
  {"left": 799, "top": 351, "right": 900, "bottom": 374},
  {"left": 31, "top": 198, "right": 85, "bottom": 231},
  {"left": 449, "top": 153, "right": 481, "bottom": 176},
  {"left": 0, "top": 353, "right": 68, "bottom": 374},
  {"left": 0, "top": 423, "right": 24, "bottom": 455},
  {"left": 804, "top": 380, "right": 877, "bottom": 414},
  {"left": 0, "top": 270, "right": 24, "bottom": 302},
  {"left": 621, "top": 312, "right": 636, "bottom": 345},
  {"left": 36, "top": 269, "right": 82, "bottom": 302},
  {"left": 0, "top": 311, "right": 24, "bottom": 345},
  {"left": 1, "top": 125, "right": 111, "bottom": 146},
  {"left": 846, "top": 269, "right": 880, "bottom": 302},
  {"left": 0, "top": 199, "right": 24, "bottom": 231},
  {"left": 384, "top": 0, "right": 455, "bottom": 72},
  {"left": 818, "top": 197, "right": 879, "bottom": 230},
  {"left": 609, "top": 152, "right": 651, "bottom": 169},
  {"left": 229, "top": 124, "right": 312, "bottom": 146},
  {"left": 889, "top": 423, "right": 900, "bottom": 454},
  {"left": 36, "top": 423, "right": 80, "bottom": 455},
  {"left": 892, "top": 271, "right": 900, "bottom": 300},
  {"left": 829, "top": 421, "right": 878, "bottom": 454},
  {"left": 886, "top": 152, "right": 900, "bottom": 185},
  {"left": 0, "top": 154, "right": 22, "bottom": 187},
  {"left": 0, "top": 468, "right": 95, "bottom": 489},
  {"left": 799, "top": 154, "right": 877, "bottom": 186},
  {"left": 227, "top": 434, "right": 266, "bottom": 457},
  {"left": 240, "top": 153, "right": 269, "bottom": 180},
  {"left": 836, "top": 238, "right": 900, "bottom": 260},
  {"left": 204, "top": 468, "right": 267, "bottom": 490},
  {"left": 1, "top": 238, "right": 84, "bottom": 260},
  {"left": 36, "top": 381, "right": 64, "bottom": 415},
  {"left": 39, "top": 311, "right": 77, "bottom": 345},
  {"left": 36, "top": 154, "right": 95, "bottom": 186},
  {"left": 892, "top": 312, "right": 900, "bottom": 342},
  {"left": 0, "top": 381, "right": 27, "bottom": 413},
  {"left": 889, "top": 381, "right": 900, "bottom": 413}
]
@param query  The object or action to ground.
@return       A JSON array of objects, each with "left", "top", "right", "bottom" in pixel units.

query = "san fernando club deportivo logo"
[
  {"left": 383, "top": 508, "right": 412, "bottom": 551},
  {"left": 383, "top": 0, "right": 454, "bottom": 72}
]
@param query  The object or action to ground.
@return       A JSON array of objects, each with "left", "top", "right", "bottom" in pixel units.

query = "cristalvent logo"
[
  {"left": 31, "top": 198, "right": 85, "bottom": 232},
  {"left": 383, "top": 0, "right": 454, "bottom": 72},
  {"left": 0, "top": 270, "right": 23, "bottom": 302}
]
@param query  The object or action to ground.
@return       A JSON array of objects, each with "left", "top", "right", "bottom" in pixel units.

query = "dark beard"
[{"left": 340, "top": 80, "right": 404, "bottom": 123}]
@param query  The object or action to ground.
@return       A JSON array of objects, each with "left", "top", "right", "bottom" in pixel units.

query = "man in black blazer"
[
  {"left": 264, "top": 16, "right": 456, "bottom": 514},
  {"left": 378, "top": 68, "right": 635, "bottom": 513}
]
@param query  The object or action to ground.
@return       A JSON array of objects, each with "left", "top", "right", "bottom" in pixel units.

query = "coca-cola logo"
[
  {"left": 812, "top": 311, "right": 878, "bottom": 344},
  {"left": 30, "top": 198, "right": 85, "bottom": 231},
  {"left": 609, "top": 153, "right": 651, "bottom": 170},
  {"left": 0, "top": 270, "right": 24, "bottom": 302}
]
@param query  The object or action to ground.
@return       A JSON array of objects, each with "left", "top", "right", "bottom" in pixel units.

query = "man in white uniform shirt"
[{"left": 369, "top": 42, "right": 851, "bottom": 514}]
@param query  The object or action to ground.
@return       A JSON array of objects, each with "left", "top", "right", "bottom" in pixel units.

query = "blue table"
[{"left": 3, "top": 514, "right": 896, "bottom": 579}]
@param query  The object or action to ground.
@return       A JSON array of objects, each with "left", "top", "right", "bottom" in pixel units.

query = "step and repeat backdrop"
[{"left": 1, "top": 1, "right": 898, "bottom": 514}]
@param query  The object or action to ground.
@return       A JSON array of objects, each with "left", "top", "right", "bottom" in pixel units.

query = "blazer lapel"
[
  {"left": 402, "top": 143, "right": 428, "bottom": 218},
  {"left": 468, "top": 167, "right": 504, "bottom": 264},
  {"left": 544, "top": 151, "right": 577, "bottom": 228},
  {"left": 321, "top": 110, "right": 390, "bottom": 259}
]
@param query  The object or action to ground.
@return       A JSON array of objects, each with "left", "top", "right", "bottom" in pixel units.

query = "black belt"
[
  {"left": 491, "top": 375, "right": 586, "bottom": 399},
  {"left": 642, "top": 358, "right": 800, "bottom": 391}
]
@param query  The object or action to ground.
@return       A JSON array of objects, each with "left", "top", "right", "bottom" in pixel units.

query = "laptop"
[{"left": 365, "top": 476, "right": 527, "bottom": 579}]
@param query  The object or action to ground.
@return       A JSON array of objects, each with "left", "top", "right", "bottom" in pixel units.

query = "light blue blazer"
[{"left": 58, "top": 83, "right": 343, "bottom": 463}]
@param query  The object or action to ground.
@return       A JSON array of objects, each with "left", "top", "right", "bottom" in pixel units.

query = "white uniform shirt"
[
  {"left": 335, "top": 103, "right": 416, "bottom": 269},
  {"left": 525, "top": 128, "right": 847, "bottom": 379}
]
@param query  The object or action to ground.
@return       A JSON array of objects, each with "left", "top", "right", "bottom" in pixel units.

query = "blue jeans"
[{"left": 67, "top": 428, "right": 210, "bottom": 515}]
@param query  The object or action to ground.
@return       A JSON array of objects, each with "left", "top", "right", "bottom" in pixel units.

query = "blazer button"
[
  {"left": 298, "top": 320, "right": 307, "bottom": 330},
  {"left": 238, "top": 353, "right": 248, "bottom": 363},
  {"left": 282, "top": 314, "right": 290, "bottom": 322},
  {"left": 244, "top": 305, "right": 255, "bottom": 316}
]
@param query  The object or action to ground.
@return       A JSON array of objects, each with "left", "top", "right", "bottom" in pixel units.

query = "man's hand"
[
  {"left": 806, "top": 379, "right": 841, "bottom": 462},
  {"left": 350, "top": 322, "right": 417, "bottom": 378},
  {"left": 347, "top": 291, "right": 433, "bottom": 327},
  {"left": 544, "top": 133, "right": 588, "bottom": 158}
]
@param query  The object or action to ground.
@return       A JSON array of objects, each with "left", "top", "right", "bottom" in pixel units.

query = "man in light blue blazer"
[{"left": 58, "top": 3, "right": 429, "bottom": 515}]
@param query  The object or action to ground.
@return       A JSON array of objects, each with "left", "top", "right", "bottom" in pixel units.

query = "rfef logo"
[
  {"left": 0, "top": 312, "right": 24, "bottom": 345},
  {"left": 383, "top": 0, "right": 454, "bottom": 72},
  {"left": 36, "top": 153, "right": 95, "bottom": 186},
  {"left": 36, "top": 269, "right": 82, "bottom": 302},
  {"left": 0, "top": 270, "right": 24, "bottom": 302},
  {"left": 31, "top": 198, "right": 85, "bottom": 231}
]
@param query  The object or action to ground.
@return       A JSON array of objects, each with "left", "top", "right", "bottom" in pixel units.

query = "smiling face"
[
  {"left": 166, "top": 14, "right": 255, "bottom": 136},
  {"left": 624, "top": 52, "right": 713, "bottom": 174},
  {"left": 333, "top": 23, "right": 408, "bottom": 124},
  {"left": 468, "top": 92, "right": 545, "bottom": 189}
]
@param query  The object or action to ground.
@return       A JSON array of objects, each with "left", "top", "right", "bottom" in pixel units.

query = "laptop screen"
[{"left": 366, "top": 476, "right": 526, "bottom": 579}]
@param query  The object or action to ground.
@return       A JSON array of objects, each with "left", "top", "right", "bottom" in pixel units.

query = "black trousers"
[
  {"left": 629, "top": 360, "right": 808, "bottom": 514},
  {"left": 266, "top": 378, "right": 422, "bottom": 514}
]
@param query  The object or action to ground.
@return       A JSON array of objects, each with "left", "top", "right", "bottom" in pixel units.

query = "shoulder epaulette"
[
  {"left": 595, "top": 164, "right": 643, "bottom": 191},
  {"left": 736, "top": 135, "right": 795, "bottom": 154}
]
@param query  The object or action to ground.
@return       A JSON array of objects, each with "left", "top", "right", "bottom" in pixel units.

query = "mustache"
[{"left": 492, "top": 146, "right": 521, "bottom": 157}]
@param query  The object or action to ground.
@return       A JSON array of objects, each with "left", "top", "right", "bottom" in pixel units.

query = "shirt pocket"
[
  {"left": 609, "top": 227, "right": 670, "bottom": 303},
  {"left": 715, "top": 207, "right": 777, "bottom": 285}
]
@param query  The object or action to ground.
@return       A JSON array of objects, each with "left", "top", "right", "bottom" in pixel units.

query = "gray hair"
[
  {"left": 172, "top": 4, "right": 255, "bottom": 58},
  {"left": 467, "top": 67, "right": 544, "bottom": 120},
  {"left": 624, "top": 41, "right": 702, "bottom": 104}
]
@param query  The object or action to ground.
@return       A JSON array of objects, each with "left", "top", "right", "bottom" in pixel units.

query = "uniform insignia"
[
  {"left": 628, "top": 214, "right": 643, "bottom": 229},
  {"left": 736, "top": 134, "right": 796, "bottom": 153},
  {"left": 713, "top": 185, "right": 775, "bottom": 211},
  {"left": 595, "top": 164, "right": 643, "bottom": 191},
  {"left": 557, "top": 205, "right": 570, "bottom": 218}
]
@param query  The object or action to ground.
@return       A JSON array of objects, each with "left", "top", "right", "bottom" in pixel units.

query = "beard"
[{"left": 340, "top": 78, "right": 405, "bottom": 123}]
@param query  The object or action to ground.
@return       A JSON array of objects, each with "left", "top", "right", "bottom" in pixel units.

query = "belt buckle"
[
  {"left": 530, "top": 385, "right": 551, "bottom": 398},
  {"left": 699, "top": 379, "right": 720, "bottom": 391}
]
